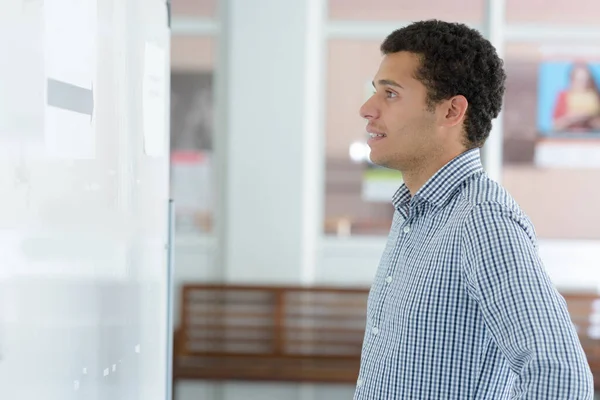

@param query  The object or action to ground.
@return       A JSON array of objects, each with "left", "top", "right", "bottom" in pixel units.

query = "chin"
[
  {"left": 369, "top": 153, "right": 404, "bottom": 171},
  {"left": 369, "top": 155, "right": 393, "bottom": 169}
]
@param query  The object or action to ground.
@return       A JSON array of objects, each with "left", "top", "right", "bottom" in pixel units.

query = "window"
[
  {"left": 502, "top": 42, "right": 600, "bottom": 239},
  {"left": 323, "top": 38, "right": 600, "bottom": 238},
  {"left": 506, "top": 0, "right": 599, "bottom": 24},
  {"left": 328, "top": 0, "right": 482, "bottom": 22},
  {"left": 170, "top": 36, "right": 216, "bottom": 235},
  {"left": 171, "top": 0, "right": 217, "bottom": 18}
]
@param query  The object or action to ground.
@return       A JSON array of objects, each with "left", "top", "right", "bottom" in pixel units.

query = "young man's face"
[{"left": 360, "top": 51, "right": 442, "bottom": 171}]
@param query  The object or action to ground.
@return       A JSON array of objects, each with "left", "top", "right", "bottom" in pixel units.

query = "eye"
[{"left": 386, "top": 90, "right": 398, "bottom": 98}]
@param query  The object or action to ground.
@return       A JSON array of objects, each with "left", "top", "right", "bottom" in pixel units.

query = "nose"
[{"left": 360, "top": 95, "right": 379, "bottom": 120}]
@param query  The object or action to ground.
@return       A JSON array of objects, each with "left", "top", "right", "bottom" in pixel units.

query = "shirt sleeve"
[{"left": 462, "top": 201, "right": 594, "bottom": 399}]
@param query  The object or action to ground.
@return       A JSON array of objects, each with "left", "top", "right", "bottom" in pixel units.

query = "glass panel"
[
  {"left": 328, "top": 0, "right": 483, "bottom": 22},
  {"left": 171, "top": 0, "right": 217, "bottom": 18},
  {"left": 506, "top": 0, "right": 599, "bottom": 24},
  {"left": 503, "top": 42, "right": 600, "bottom": 239},
  {"left": 325, "top": 40, "right": 394, "bottom": 236},
  {"left": 0, "top": 0, "right": 170, "bottom": 399},
  {"left": 170, "top": 37, "right": 215, "bottom": 235}
]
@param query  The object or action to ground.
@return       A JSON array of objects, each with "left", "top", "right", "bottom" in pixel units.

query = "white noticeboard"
[{"left": 44, "top": 0, "right": 97, "bottom": 159}]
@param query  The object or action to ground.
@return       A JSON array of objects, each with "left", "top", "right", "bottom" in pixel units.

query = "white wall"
[{"left": 215, "top": 0, "right": 325, "bottom": 285}]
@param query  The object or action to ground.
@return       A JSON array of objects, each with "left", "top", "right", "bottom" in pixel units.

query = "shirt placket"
[{"left": 371, "top": 200, "right": 419, "bottom": 335}]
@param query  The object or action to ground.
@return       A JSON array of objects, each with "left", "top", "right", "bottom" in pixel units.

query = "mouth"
[{"left": 368, "top": 132, "right": 387, "bottom": 144}]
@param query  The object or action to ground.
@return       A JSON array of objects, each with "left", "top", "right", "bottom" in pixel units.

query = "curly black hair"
[{"left": 381, "top": 20, "right": 506, "bottom": 149}]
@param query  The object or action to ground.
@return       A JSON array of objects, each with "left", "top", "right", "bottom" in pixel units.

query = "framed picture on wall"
[
  {"left": 534, "top": 50, "right": 600, "bottom": 169},
  {"left": 538, "top": 61, "right": 600, "bottom": 137}
]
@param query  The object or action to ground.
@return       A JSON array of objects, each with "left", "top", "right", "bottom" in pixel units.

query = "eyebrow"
[{"left": 372, "top": 79, "right": 404, "bottom": 89}]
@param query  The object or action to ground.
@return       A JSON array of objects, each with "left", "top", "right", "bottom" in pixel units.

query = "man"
[{"left": 354, "top": 20, "right": 593, "bottom": 399}]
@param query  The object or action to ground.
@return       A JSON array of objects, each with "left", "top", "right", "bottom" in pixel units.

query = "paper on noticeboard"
[
  {"left": 44, "top": 0, "right": 97, "bottom": 159},
  {"left": 143, "top": 42, "right": 168, "bottom": 157}
]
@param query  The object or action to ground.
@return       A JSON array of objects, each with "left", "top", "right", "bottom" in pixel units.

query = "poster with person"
[
  {"left": 538, "top": 60, "right": 600, "bottom": 137},
  {"left": 531, "top": 48, "right": 600, "bottom": 169}
]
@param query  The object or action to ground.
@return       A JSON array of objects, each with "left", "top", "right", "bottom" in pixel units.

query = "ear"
[{"left": 439, "top": 95, "right": 468, "bottom": 128}]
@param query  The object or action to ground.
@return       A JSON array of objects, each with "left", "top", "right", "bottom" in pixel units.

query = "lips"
[
  {"left": 367, "top": 129, "right": 386, "bottom": 145},
  {"left": 366, "top": 126, "right": 387, "bottom": 138}
]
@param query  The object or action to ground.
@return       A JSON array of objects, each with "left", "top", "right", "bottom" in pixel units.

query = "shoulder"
[
  {"left": 457, "top": 174, "right": 541, "bottom": 283},
  {"left": 457, "top": 172, "right": 537, "bottom": 242},
  {"left": 459, "top": 172, "right": 520, "bottom": 213}
]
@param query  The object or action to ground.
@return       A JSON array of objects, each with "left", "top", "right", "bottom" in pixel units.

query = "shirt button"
[
  {"left": 385, "top": 276, "right": 393, "bottom": 283},
  {"left": 403, "top": 225, "right": 411, "bottom": 233},
  {"left": 357, "top": 379, "right": 363, "bottom": 387},
  {"left": 372, "top": 327, "right": 379, "bottom": 335}
]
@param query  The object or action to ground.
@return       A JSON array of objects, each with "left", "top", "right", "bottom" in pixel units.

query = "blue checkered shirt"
[{"left": 354, "top": 148, "right": 593, "bottom": 399}]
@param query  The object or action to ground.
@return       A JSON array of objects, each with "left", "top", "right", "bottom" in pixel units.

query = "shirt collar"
[{"left": 392, "top": 148, "right": 484, "bottom": 210}]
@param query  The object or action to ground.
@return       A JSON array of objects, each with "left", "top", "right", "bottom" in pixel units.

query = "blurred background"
[
  {"left": 2, "top": 0, "right": 600, "bottom": 399},
  {"left": 171, "top": 1, "right": 600, "bottom": 397}
]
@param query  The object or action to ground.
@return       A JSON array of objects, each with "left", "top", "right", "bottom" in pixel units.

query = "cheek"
[
  {"left": 383, "top": 107, "right": 411, "bottom": 130},
  {"left": 387, "top": 114, "right": 436, "bottom": 145},
  {"left": 387, "top": 111, "right": 422, "bottom": 135}
]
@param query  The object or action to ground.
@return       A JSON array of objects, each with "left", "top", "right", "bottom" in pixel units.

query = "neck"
[{"left": 402, "top": 149, "right": 467, "bottom": 196}]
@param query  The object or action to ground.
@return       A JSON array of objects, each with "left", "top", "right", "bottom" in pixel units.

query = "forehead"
[{"left": 375, "top": 51, "right": 422, "bottom": 83}]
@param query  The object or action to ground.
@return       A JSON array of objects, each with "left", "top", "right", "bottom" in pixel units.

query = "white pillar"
[
  {"left": 215, "top": 0, "right": 326, "bottom": 284},
  {"left": 482, "top": 0, "right": 506, "bottom": 182}
]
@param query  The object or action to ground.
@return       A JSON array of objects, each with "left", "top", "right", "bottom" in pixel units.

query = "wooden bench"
[
  {"left": 173, "top": 285, "right": 600, "bottom": 389},
  {"left": 562, "top": 291, "right": 600, "bottom": 388},
  {"left": 173, "top": 285, "right": 368, "bottom": 386}
]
